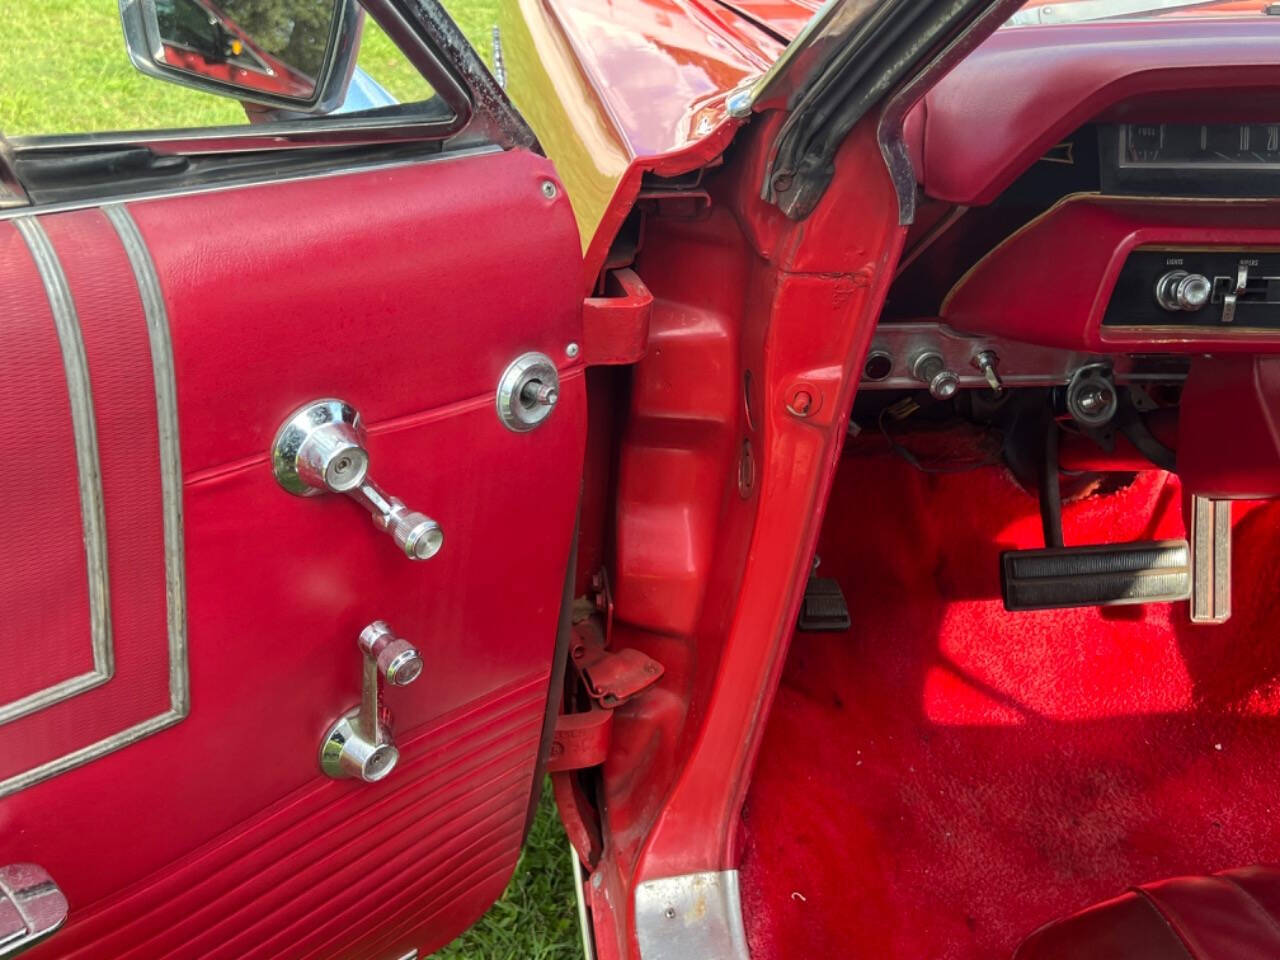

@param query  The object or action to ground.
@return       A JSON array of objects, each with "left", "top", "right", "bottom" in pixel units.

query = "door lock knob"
[
  {"left": 272, "top": 399, "right": 443, "bottom": 561},
  {"left": 321, "top": 621, "right": 422, "bottom": 782}
]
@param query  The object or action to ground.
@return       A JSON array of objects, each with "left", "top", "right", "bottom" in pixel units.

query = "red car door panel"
[{"left": 1, "top": 147, "right": 584, "bottom": 960}]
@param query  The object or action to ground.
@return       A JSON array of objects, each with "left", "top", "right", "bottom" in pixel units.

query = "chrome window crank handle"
[
  {"left": 320, "top": 621, "right": 423, "bottom": 782},
  {"left": 271, "top": 398, "right": 443, "bottom": 561}
]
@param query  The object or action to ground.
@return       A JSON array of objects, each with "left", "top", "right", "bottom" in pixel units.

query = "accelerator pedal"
[{"left": 1001, "top": 540, "right": 1191, "bottom": 612}]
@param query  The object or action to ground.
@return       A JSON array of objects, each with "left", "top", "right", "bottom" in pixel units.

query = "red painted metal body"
[
  {"left": 581, "top": 269, "right": 653, "bottom": 367},
  {"left": 503, "top": 0, "right": 775, "bottom": 289},
  {"left": 561, "top": 108, "right": 909, "bottom": 955},
  {"left": 1179, "top": 356, "right": 1280, "bottom": 499},
  {"left": 525, "top": 4, "right": 1280, "bottom": 955}
]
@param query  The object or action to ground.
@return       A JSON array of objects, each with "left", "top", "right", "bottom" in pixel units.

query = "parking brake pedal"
[
  {"left": 1001, "top": 541, "right": 1192, "bottom": 611},
  {"left": 798, "top": 558, "right": 851, "bottom": 631}
]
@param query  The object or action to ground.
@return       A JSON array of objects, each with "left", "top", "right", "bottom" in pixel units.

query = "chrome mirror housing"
[{"left": 118, "top": 0, "right": 364, "bottom": 114}]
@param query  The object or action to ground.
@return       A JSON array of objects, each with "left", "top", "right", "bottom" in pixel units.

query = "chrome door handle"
[
  {"left": 320, "top": 621, "right": 423, "bottom": 782},
  {"left": 271, "top": 399, "right": 443, "bottom": 561},
  {"left": 0, "top": 864, "right": 68, "bottom": 958}
]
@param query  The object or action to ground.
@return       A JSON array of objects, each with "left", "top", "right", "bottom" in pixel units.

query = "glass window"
[{"left": 1005, "top": 0, "right": 1267, "bottom": 27}]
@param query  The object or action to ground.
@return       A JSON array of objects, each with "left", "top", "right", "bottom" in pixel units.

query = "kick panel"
[{"left": 1104, "top": 248, "right": 1280, "bottom": 330}]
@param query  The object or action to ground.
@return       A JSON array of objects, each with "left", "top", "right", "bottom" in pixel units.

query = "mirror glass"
[{"left": 152, "top": 0, "right": 343, "bottom": 103}]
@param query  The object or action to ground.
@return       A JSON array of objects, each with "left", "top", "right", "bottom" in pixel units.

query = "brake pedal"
[
  {"left": 1001, "top": 541, "right": 1192, "bottom": 611},
  {"left": 798, "top": 577, "right": 851, "bottom": 631}
]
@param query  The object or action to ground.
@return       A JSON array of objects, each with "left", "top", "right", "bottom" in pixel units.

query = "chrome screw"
[
  {"left": 541, "top": 180, "right": 558, "bottom": 199},
  {"left": 566, "top": 342, "right": 580, "bottom": 359}
]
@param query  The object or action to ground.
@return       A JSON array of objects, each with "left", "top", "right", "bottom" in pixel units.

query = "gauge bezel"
[
  {"left": 1100, "top": 124, "right": 1280, "bottom": 198},
  {"left": 1117, "top": 123, "right": 1280, "bottom": 171}
]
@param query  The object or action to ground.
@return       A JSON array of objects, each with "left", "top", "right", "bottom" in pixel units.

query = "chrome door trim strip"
[
  {"left": 0, "top": 209, "right": 189, "bottom": 797},
  {"left": 0, "top": 218, "right": 114, "bottom": 727},
  {"left": 0, "top": 672, "right": 108, "bottom": 729},
  {"left": 0, "top": 144, "right": 502, "bottom": 223},
  {"left": 105, "top": 203, "right": 189, "bottom": 717},
  {"left": 0, "top": 710, "right": 185, "bottom": 798}
]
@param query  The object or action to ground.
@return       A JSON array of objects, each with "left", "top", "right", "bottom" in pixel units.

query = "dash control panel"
[{"left": 1103, "top": 249, "right": 1280, "bottom": 330}]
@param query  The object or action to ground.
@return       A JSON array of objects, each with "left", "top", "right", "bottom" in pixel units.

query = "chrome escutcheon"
[{"left": 496, "top": 352, "right": 560, "bottom": 432}]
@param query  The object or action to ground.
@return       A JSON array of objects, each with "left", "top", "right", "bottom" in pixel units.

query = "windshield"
[{"left": 1004, "top": 0, "right": 1270, "bottom": 25}]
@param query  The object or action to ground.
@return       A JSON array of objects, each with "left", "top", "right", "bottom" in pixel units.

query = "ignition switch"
[{"left": 1065, "top": 365, "right": 1118, "bottom": 427}]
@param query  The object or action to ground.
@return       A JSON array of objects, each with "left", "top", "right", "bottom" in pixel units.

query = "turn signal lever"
[
  {"left": 271, "top": 399, "right": 443, "bottom": 561},
  {"left": 320, "top": 621, "right": 423, "bottom": 782}
]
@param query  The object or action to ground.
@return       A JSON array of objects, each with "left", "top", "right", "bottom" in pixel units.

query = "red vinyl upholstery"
[
  {"left": 1015, "top": 867, "right": 1280, "bottom": 960},
  {"left": 2, "top": 147, "right": 585, "bottom": 960}
]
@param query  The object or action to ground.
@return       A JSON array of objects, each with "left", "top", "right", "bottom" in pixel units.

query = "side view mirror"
[{"left": 119, "top": 0, "right": 364, "bottom": 115}]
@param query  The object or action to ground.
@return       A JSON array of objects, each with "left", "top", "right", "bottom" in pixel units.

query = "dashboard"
[
  {"left": 903, "top": 19, "right": 1280, "bottom": 206},
  {"left": 883, "top": 17, "right": 1280, "bottom": 349},
  {"left": 862, "top": 16, "right": 1280, "bottom": 500}
]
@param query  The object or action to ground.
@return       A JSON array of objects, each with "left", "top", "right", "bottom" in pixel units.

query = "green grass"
[
  {"left": 0, "top": 2, "right": 577, "bottom": 957},
  {"left": 0, "top": 0, "right": 244, "bottom": 134},
  {"left": 0, "top": 0, "right": 496, "bottom": 134},
  {"left": 435, "top": 779, "right": 582, "bottom": 960}
]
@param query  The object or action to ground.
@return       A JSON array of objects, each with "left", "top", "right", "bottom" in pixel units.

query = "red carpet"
[{"left": 740, "top": 448, "right": 1280, "bottom": 959}]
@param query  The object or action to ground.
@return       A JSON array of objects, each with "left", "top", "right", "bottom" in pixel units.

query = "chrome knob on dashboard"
[
  {"left": 272, "top": 399, "right": 443, "bottom": 561},
  {"left": 1155, "top": 270, "right": 1212, "bottom": 312},
  {"left": 911, "top": 351, "right": 960, "bottom": 400}
]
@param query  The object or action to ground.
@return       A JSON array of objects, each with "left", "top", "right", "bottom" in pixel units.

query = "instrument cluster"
[{"left": 1102, "top": 123, "right": 1280, "bottom": 196}]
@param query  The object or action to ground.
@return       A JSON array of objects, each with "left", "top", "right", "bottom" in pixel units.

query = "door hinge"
[
  {"left": 547, "top": 708, "right": 612, "bottom": 773},
  {"left": 548, "top": 605, "right": 664, "bottom": 773}
]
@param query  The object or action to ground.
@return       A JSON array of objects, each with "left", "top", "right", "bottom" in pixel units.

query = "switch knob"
[
  {"left": 911, "top": 352, "right": 960, "bottom": 400},
  {"left": 1155, "top": 270, "right": 1212, "bottom": 312}
]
